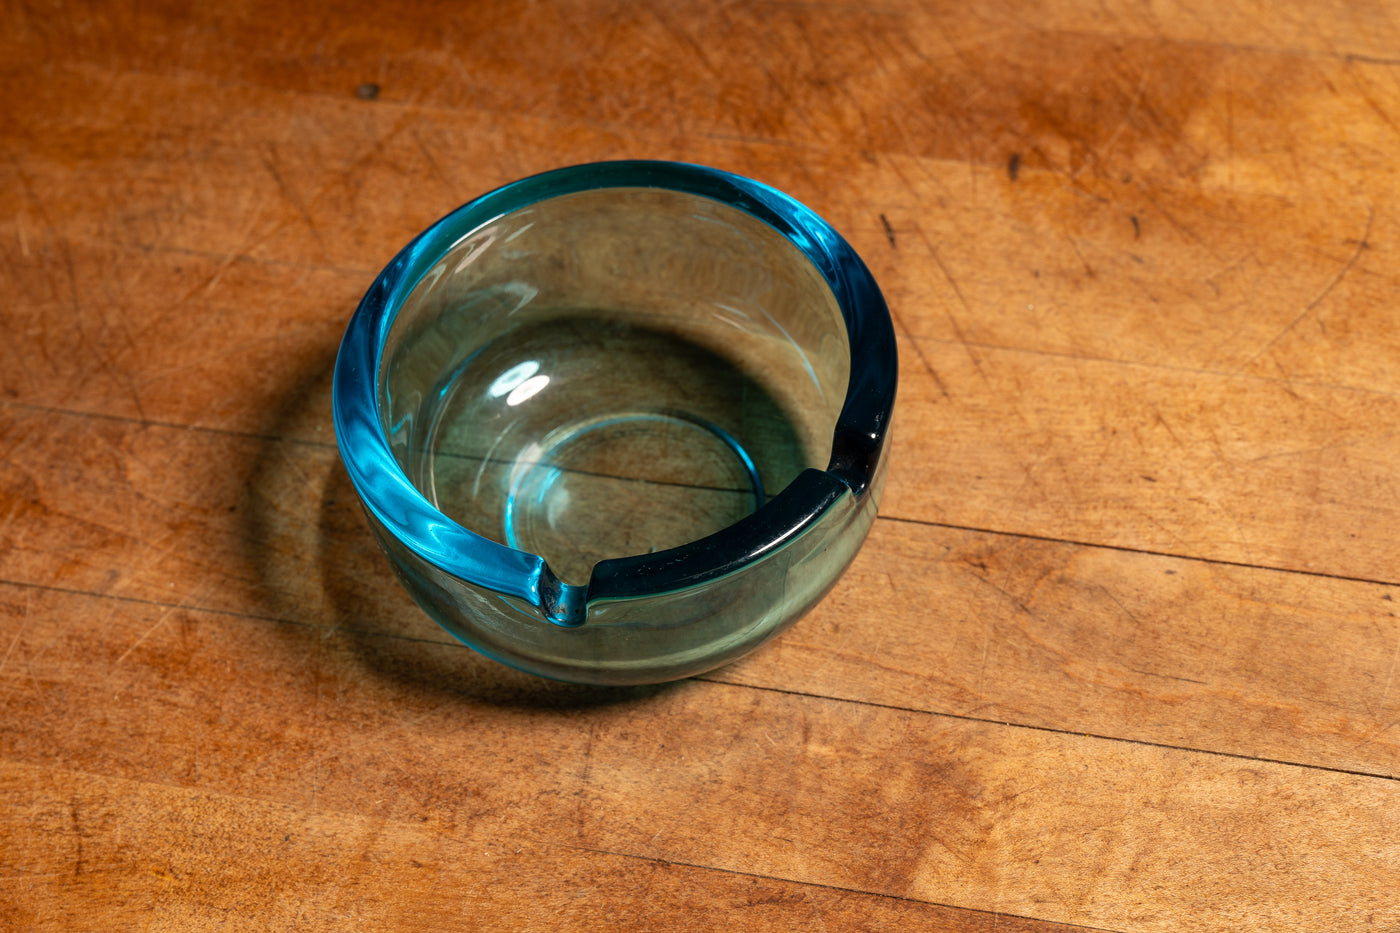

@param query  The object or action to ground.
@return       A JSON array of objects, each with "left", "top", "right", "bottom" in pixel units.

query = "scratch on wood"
[
  {"left": 1247, "top": 431, "right": 1400, "bottom": 463},
  {"left": 756, "top": 59, "right": 817, "bottom": 135},
  {"left": 113, "top": 609, "right": 171, "bottom": 667},
  {"left": 647, "top": 4, "right": 725, "bottom": 85},
  {"left": 1007, "top": 152, "right": 1021, "bottom": 181},
  {"left": 1099, "top": 587, "right": 1144, "bottom": 627},
  {"left": 0, "top": 628, "right": 23, "bottom": 676},
  {"left": 1345, "top": 52, "right": 1400, "bottom": 67},
  {"left": 69, "top": 797, "right": 84, "bottom": 876},
  {"left": 1246, "top": 205, "right": 1373, "bottom": 368},
  {"left": 911, "top": 223, "right": 984, "bottom": 378},
  {"left": 1379, "top": 632, "right": 1400, "bottom": 706},
  {"left": 1151, "top": 409, "right": 1185, "bottom": 450},
  {"left": 890, "top": 315, "right": 949, "bottom": 400},
  {"left": 1139, "top": 189, "right": 1210, "bottom": 250},
  {"left": 259, "top": 144, "right": 325, "bottom": 249},
  {"left": 1130, "top": 668, "right": 1208, "bottom": 686},
  {"left": 702, "top": 131, "right": 804, "bottom": 148},
  {"left": 1064, "top": 233, "right": 1096, "bottom": 278},
  {"left": 974, "top": 621, "right": 994, "bottom": 697},
  {"left": 869, "top": 230, "right": 950, "bottom": 399},
  {"left": 15, "top": 215, "right": 30, "bottom": 258},
  {"left": 1092, "top": 68, "right": 1151, "bottom": 178},
  {"left": 411, "top": 127, "right": 451, "bottom": 190},
  {"left": 879, "top": 213, "right": 896, "bottom": 248}
]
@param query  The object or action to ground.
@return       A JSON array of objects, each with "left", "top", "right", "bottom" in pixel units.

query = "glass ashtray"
[{"left": 333, "top": 161, "right": 896, "bottom": 685}]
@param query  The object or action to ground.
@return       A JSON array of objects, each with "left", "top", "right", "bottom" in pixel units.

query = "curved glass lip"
[{"left": 332, "top": 160, "right": 897, "bottom": 625}]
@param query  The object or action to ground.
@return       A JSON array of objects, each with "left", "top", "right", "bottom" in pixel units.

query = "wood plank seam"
[
  {"left": 878, "top": 514, "right": 1400, "bottom": 591},
  {"left": 899, "top": 333, "right": 1400, "bottom": 403},
  {"left": 2, "top": 573, "right": 1392, "bottom": 785},
  {"left": 0, "top": 758, "right": 1119, "bottom": 933},
  {"left": 551, "top": 841, "right": 1126, "bottom": 933},
  {"left": 707, "top": 679, "right": 1400, "bottom": 784},
  {"left": 11, "top": 396, "right": 1400, "bottom": 590}
]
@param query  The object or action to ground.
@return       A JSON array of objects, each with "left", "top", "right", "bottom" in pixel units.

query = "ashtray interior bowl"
[{"left": 333, "top": 161, "right": 896, "bottom": 685}]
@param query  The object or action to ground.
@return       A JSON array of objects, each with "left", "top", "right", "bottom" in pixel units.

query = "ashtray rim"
[{"left": 332, "top": 160, "right": 897, "bottom": 625}]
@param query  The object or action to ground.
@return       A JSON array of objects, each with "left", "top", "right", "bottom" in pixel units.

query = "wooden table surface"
[{"left": 4, "top": 1, "right": 1400, "bottom": 930}]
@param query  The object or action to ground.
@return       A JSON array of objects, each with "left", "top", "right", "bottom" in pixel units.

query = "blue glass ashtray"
[{"left": 333, "top": 161, "right": 896, "bottom": 685}]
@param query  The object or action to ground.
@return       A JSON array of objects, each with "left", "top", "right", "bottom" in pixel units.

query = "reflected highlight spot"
[
  {"left": 488, "top": 360, "right": 540, "bottom": 398},
  {"left": 506, "top": 374, "right": 550, "bottom": 406}
]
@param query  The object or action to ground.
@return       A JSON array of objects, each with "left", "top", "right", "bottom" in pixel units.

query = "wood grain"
[
  {"left": 10, "top": 224, "right": 1400, "bottom": 583},
  {"left": 1, "top": 762, "right": 1071, "bottom": 933},
  {"left": 2, "top": 586, "right": 1397, "bottom": 932},
  {"left": 4, "top": 0, "right": 1400, "bottom": 930},
  {"left": 2, "top": 407, "right": 1398, "bottom": 779}
]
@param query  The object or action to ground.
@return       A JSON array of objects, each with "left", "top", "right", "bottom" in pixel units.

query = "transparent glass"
[{"left": 333, "top": 161, "right": 896, "bottom": 685}]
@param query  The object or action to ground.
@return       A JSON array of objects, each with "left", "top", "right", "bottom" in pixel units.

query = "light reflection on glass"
[
  {"left": 506, "top": 374, "right": 550, "bottom": 406},
  {"left": 488, "top": 360, "right": 540, "bottom": 398}
]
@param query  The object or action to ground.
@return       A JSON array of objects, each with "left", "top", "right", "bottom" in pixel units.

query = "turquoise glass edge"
[
  {"left": 364, "top": 469, "right": 879, "bottom": 685},
  {"left": 331, "top": 160, "right": 897, "bottom": 628}
]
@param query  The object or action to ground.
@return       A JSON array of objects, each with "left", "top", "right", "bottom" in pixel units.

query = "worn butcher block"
[{"left": 2, "top": 1, "right": 1399, "bottom": 930}]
